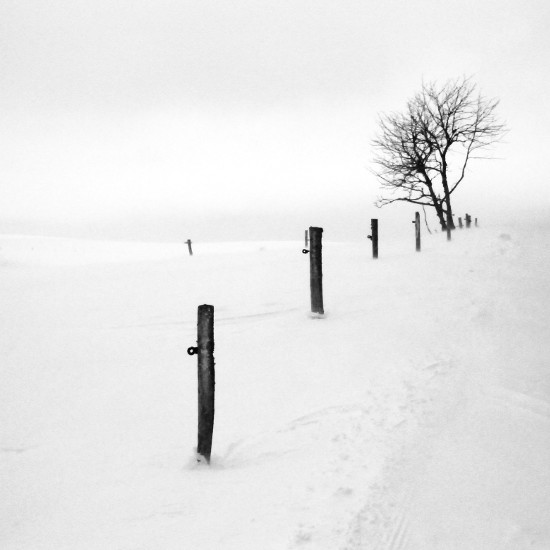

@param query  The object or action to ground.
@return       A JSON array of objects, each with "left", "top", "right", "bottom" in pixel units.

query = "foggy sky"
[{"left": 1, "top": 0, "right": 549, "bottom": 240}]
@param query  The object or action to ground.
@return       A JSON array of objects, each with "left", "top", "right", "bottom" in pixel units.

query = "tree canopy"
[{"left": 372, "top": 77, "right": 506, "bottom": 229}]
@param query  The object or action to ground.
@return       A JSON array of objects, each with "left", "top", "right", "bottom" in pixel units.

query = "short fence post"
[
  {"left": 465, "top": 214, "right": 471, "bottom": 228},
  {"left": 368, "top": 218, "right": 378, "bottom": 259},
  {"left": 308, "top": 227, "right": 324, "bottom": 316},
  {"left": 305, "top": 229, "right": 309, "bottom": 248},
  {"left": 414, "top": 212, "right": 421, "bottom": 252},
  {"left": 186, "top": 239, "right": 193, "bottom": 256},
  {"left": 475, "top": 217, "right": 478, "bottom": 227},
  {"left": 187, "top": 304, "right": 215, "bottom": 464},
  {"left": 458, "top": 217, "right": 463, "bottom": 229}
]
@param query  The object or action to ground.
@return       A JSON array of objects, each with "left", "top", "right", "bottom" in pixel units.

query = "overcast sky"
[{"left": 1, "top": 0, "right": 549, "bottom": 240}]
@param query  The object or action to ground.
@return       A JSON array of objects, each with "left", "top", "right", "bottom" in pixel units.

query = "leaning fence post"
[
  {"left": 458, "top": 217, "right": 463, "bottom": 229},
  {"left": 367, "top": 218, "right": 378, "bottom": 259},
  {"left": 187, "top": 304, "right": 215, "bottom": 464},
  {"left": 186, "top": 239, "right": 193, "bottom": 256},
  {"left": 414, "top": 212, "right": 421, "bottom": 252},
  {"left": 306, "top": 227, "right": 324, "bottom": 316}
]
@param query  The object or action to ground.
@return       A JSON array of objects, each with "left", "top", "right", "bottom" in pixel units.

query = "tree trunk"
[
  {"left": 445, "top": 200, "right": 455, "bottom": 229},
  {"left": 435, "top": 204, "right": 447, "bottom": 230},
  {"left": 422, "top": 173, "right": 446, "bottom": 230},
  {"left": 439, "top": 158, "right": 455, "bottom": 230}
]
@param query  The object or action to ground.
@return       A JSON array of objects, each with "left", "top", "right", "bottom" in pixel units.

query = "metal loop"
[
  {"left": 187, "top": 346, "right": 198, "bottom": 356},
  {"left": 367, "top": 235, "right": 372, "bottom": 240},
  {"left": 302, "top": 249, "right": 309, "bottom": 254}
]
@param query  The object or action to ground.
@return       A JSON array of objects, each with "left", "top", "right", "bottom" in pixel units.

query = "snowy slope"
[{"left": 1, "top": 225, "right": 549, "bottom": 549}]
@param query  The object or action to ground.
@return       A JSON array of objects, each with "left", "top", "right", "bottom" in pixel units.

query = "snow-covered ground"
[{"left": 1, "top": 223, "right": 549, "bottom": 549}]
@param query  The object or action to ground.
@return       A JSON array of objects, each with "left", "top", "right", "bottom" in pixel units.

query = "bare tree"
[{"left": 372, "top": 77, "right": 506, "bottom": 230}]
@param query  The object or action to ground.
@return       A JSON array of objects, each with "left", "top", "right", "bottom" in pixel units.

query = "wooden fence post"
[
  {"left": 414, "top": 212, "right": 421, "bottom": 252},
  {"left": 308, "top": 227, "right": 324, "bottom": 316},
  {"left": 465, "top": 214, "right": 471, "bottom": 228},
  {"left": 458, "top": 217, "right": 463, "bottom": 229},
  {"left": 187, "top": 304, "right": 215, "bottom": 464},
  {"left": 475, "top": 217, "right": 478, "bottom": 227},
  {"left": 186, "top": 239, "right": 193, "bottom": 256},
  {"left": 368, "top": 218, "right": 378, "bottom": 259}
]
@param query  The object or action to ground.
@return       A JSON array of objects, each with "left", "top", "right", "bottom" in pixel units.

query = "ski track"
[
  {"left": 485, "top": 385, "right": 550, "bottom": 422},
  {"left": 339, "top": 357, "right": 466, "bottom": 550}
]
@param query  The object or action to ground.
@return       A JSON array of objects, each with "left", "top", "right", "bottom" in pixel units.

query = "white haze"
[{"left": 1, "top": 0, "right": 550, "bottom": 240}]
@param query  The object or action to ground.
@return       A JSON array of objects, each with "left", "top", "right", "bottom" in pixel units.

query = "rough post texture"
[
  {"left": 197, "top": 304, "right": 215, "bottom": 463},
  {"left": 187, "top": 239, "right": 193, "bottom": 256},
  {"left": 309, "top": 227, "right": 324, "bottom": 315},
  {"left": 371, "top": 219, "right": 379, "bottom": 259},
  {"left": 415, "top": 212, "right": 421, "bottom": 252}
]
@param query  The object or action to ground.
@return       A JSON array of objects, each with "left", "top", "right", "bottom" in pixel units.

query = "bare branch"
[{"left": 371, "top": 76, "right": 506, "bottom": 230}]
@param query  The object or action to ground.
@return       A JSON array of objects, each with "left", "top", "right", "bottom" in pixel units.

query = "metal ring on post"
[
  {"left": 302, "top": 249, "right": 309, "bottom": 254},
  {"left": 187, "top": 346, "right": 198, "bottom": 356}
]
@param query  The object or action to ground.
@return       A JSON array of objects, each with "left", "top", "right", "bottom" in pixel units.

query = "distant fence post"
[
  {"left": 414, "top": 212, "right": 421, "bottom": 252},
  {"left": 186, "top": 239, "right": 193, "bottom": 256},
  {"left": 305, "top": 229, "right": 309, "bottom": 248},
  {"left": 475, "top": 217, "right": 478, "bottom": 227},
  {"left": 308, "top": 227, "right": 324, "bottom": 316},
  {"left": 458, "top": 217, "right": 463, "bottom": 229},
  {"left": 187, "top": 304, "right": 215, "bottom": 464},
  {"left": 367, "top": 218, "right": 378, "bottom": 259},
  {"left": 465, "top": 214, "right": 471, "bottom": 228}
]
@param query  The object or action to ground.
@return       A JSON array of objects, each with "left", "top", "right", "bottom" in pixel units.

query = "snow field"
[{"left": 1, "top": 224, "right": 549, "bottom": 549}]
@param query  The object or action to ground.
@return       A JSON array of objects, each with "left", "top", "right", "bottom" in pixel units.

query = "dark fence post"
[
  {"left": 414, "top": 212, "right": 421, "bottom": 252},
  {"left": 187, "top": 304, "right": 215, "bottom": 464},
  {"left": 368, "top": 218, "right": 378, "bottom": 259},
  {"left": 465, "top": 214, "right": 471, "bottom": 228},
  {"left": 458, "top": 217, "right": 463, "bottom": 229},
  {"left": 309, "top": 227, "right": 324, "bottom": 316},
  {"left": 186, "top": 239, "right": 193, "bottom": 256}
]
